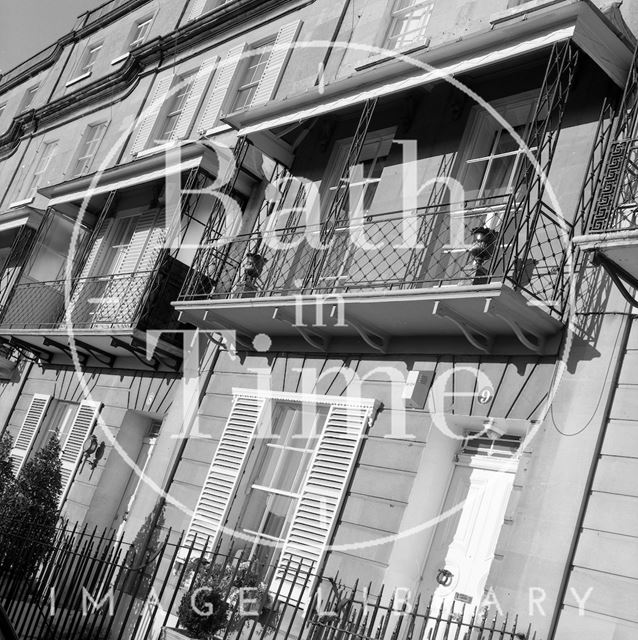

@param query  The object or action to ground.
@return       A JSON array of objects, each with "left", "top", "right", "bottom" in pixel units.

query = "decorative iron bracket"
[
  {"left": 433, "top": 302, "right": 493, "bottom": 354},
  {"left": 593, "top": 250, "right": 638, "bottom": 308},
  {"left": 273, "top": 308, "right": 329, "bottom": 351},
  {"left": 487, "top": 304, "right": 546, "bottom": 354},
  {"left": 340, "top": 310, "right": 389, "bottom": 353},
  {"left": 135, "top": 337, "right": 182, "bottom": 372},
  {"left": 43, "top": 337, "right": 89, "bottom": 366},
  {"left": 111, "top": 337, "right": 160, "bottom": 370},
  {"left": 8, "top": 337, "right": 53, "bottom": 364},
  {"left": 200, "top": 310, "right": 254, "bottom": 351}
]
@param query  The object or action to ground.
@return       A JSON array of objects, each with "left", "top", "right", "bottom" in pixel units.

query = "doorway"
[{"left": 422, "top": 433, "right": 520, "bottom": 613}]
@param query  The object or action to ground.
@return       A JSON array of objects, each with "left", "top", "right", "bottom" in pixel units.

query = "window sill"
[
  {"left": 134, "top": 141, "right": 179, "bottom": 158},
  {"left": 111, "top": 52, "right": 130, "bottom": 65},
  {"left": 355, "top": 39, "right": 431, "bottom": 72},
  {"left": 65, "top": 71, "right": 92, "bottom": 88},
  {"left": 490, "top": 0, "right": 570, "bottom": 26},
  {"left": 8, "top": 197, "right": 34, "bottom": 209},
  {"left": 200, "top": 123, "right": 233, "bottom": 137}
]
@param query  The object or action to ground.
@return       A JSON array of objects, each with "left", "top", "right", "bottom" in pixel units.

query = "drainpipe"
[{"left": 547, "top": 311, "right": 634, "bottom": 638}]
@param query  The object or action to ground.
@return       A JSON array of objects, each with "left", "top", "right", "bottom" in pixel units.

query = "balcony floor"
[
  {"left": 574, "top": 229, "right": 638, "bottom": 285},
  {"left": 175, "top": 282, "right": 564, "bottom": 356}
]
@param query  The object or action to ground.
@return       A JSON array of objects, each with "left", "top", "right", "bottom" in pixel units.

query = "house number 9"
[{"left": 477, "top": 388, "right": 493, "bottom": 405}]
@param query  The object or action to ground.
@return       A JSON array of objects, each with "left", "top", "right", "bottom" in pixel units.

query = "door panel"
[{"left": 423, "top": 461, "right": 515, "bottom": 612}]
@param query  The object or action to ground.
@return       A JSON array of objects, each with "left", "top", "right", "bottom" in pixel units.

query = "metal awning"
[
  {"left": 0, "top": 205, "right": 44, "bottom": 235},
  {"left": 238, "top": 26, "right": 575, "bottom": 137},
  {"left": 228, "top": 0, "right": 632, "bottom": 139},
  {"left": 38, "top": 140, "right": 223, "bottom": 210}
]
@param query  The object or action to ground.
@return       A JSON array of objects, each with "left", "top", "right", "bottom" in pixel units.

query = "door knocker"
[{"left": 436, "top": 568, "right": 454, "bottom": 587}]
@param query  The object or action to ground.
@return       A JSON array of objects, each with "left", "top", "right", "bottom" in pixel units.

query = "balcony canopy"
[
  {"left": 225, "top": 0, "right": 632, "bottom": 163},
  {"left": 37, "top": 140, "right": 237, "bottom": 216}
]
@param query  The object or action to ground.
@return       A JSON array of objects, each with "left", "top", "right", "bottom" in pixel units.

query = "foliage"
[
  {"left": 120, "top": 499, "right": 166, "bottom": 597},
  {"left": 0, "top": 434, "right": 62, "bottom": 576},
  {"left": 0, "top": 432, "right": 14, "bottom": 498},
  {"left": 177, "top": 558, "right": 274, "bottom": 639}
]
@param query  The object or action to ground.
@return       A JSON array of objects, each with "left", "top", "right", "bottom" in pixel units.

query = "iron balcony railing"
[
  {"left": 182, "top": 194, "right": 571, "bottom": 316},
  {"left": 0, "top": 261, "right": 185, "bottom": 332},
  {"left": 588, "top": 137, "right": 638, "bottom": 234}
]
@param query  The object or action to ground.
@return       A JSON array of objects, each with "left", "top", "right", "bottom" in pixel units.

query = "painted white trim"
[
  {"left": 490, "top": 0, "right": 569, "bottom": 25},
  {"left": 456, "top": 453, "right": 520, "bottom": 473},
  {"left": 111, "top": 53, "right": 130, "bottom": 65},
  {"left": 0, "top": 216, "right": 29, "bottom": 234},
  {"left": 134, "top": 141, "right": 179, "bottom": 158},
  {"left": 232, "top": 387, "right": 379, "bottom": 413},
  {"left": 65, "top": 71, "right": 92, "bottom": 87},
  {"left": 8, "top": 197, "right": 34, "bottom": 209},
  {"left": 201, "top": 123, "right": 233, "bottom": 136}
]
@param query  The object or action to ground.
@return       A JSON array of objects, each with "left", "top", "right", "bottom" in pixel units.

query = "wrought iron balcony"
[
  {"left": 177, "top": 195, "right": 570, "bottom": 355},
  {"left": 0, "top": 255, "right": 187, "bottom": 369},
  {"left": 574, "top": 136, "right": 638, "bottom": 299}
]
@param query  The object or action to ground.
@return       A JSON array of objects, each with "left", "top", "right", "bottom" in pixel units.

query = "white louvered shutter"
[
  {"left": 10, "top": 394, "right": 52, "bottom": 474},
  {"left": 116, "top": 211, "right": 161, "bottom": 275},
  {"left": 130, "top": 75, "right": 173, "bottom": 155},
  {"left": 70, "top": 219, "right": 114, "bottom": 325},
  {"left": 184, "top": 395, "right": 267, "bottom": 555},
  {"left": 97, "top": 211, "right": 164, "bottom": 325},
  {"left": 78, "top": 219, "right": 114, "bottom": 280},
  {"left": 270, "top": 402, "right": 377, "bottom": 605},
  {"left": 59, "top": 401, "right": 102, "bottom": 505},
  {"left": 186, "top": 0, "right": 207, "bottom": 21},
  {"left": 197, "top": 43, "right": 247, "bottom": 132},
  {"left": 171, "top": 57, "right": 218, "bottom": 140},
  {"left": 251, "top": 21, "right": 302, "bottom": 108}
]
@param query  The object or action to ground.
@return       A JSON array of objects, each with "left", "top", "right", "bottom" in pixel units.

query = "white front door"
[{"left": 424, "top": 456, "right": 516, "bottom": 613}]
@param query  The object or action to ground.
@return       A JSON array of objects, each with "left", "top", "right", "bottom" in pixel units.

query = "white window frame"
[
  {"left": 384, "top": 0, "right": 435, "bottom": 51},
  {"left": 69, "top": 122, "right": 109, "bottom": 178},
  {"left": 20, "top": 85, "right": 39, "bottom": 112},
  {"left": 236, "top": 402, "right": 330, "bottom": 566},
  {"left": 155, "top": 73, "right": 196, "bottom": 143},
  {"left": 231, "top": 37, "right": 276, "bottom": 112},
  {"left": 456, "top": 91, "right": 538, "bottom": 218},
  {"left": 79, "top": 42, "right": 103, "bottom": 75},
  {"left": 184, "top": 388, "right": 379, "bottom": 605},
  {"left": 19, "top": 140, "right": 58, "bottom": 201},
  {"left": 129, "top": 15, "right": 154, "bottom": 49}
]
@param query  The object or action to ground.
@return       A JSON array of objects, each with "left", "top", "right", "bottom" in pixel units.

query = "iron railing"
[
  {"left": 181, "top": 195, "right": 570, "bottom": 316},
  {"left": 587, "top": 137, "right": 638, "bottom": 234},
  {"left": 0, "top": 256, "right": 186, "bottom": 332},
  {"left": 0, "top": 520, "right": 539, "bottom": 640}
]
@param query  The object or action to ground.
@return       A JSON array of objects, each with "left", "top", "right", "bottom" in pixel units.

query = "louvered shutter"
[
  {"left": 116, "top": 211, "right": 160, "bottom": 275},
  {"left": 251, "top": 21, "right": 302, "bottom": 108},
  {"left": 171, "top": 57, "right": 218, "bottom": 140},
  {"left": 78, "top": 219, "right": 114, "bottom": 280},
  {"left": 96, "top": 211, "right": 163, "bottom": 325},
  {"left": 10, "top": 394, "right": 52, "bottom": 474},
  {"left": 130, "top": 75, "right": 173, "bottom": 155},
  {"left": 270, "top": 402, "right": 377, "bottom": 605},
  {"left": 197, "top": 43, "right": 247, "bottom": 132},
  {"left": 186, "top": 0, "right": 207, "bottom": 21},
  {"left": 70, "top": 219, "right": 113, "bottom": 325},
  {"left": 59, "top": 401, "right": 102, "bottom": 505},
  {"left": 183, "top": 395, "right": 267, "bottom": 556}
]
